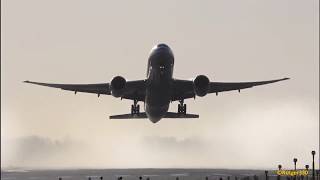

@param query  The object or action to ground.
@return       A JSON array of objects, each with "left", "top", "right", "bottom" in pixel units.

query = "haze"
[{"left": 1, "top": 0, "right": 319, "bottom": 169}]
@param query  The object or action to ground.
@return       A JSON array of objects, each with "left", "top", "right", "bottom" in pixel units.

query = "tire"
[
  {"left": 183, "top": 104, "right": 187, "bottom": 115},
  {"left": 178, "top": 104, "right": 181, "bottom": 113},
  {"left": 131, "top": 105, "right": 134, "bottom": 114},
  {"left": 137, "top": 105, "right": 140, "bottom": 114}
]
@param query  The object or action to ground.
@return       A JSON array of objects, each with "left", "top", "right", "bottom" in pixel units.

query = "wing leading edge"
[
  {"left": 24, "top": 80, "right": 111, "bottom": 95},
  {"left": 172, "top": 77, "right": 289, "bottom": 101},
  {"left": 208, "top": 77, "right": 290, "bottom": 93},
  {"left": 24, "top": 80, "right": 147, "bottom": 101}
]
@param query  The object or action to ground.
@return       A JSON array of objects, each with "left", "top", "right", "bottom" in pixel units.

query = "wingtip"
[
  {"left": 283, "top": 77, "right": 290, "bottom": 80},
  {"left": 23, "top": 80, "right": 30, "bottom": 83}
]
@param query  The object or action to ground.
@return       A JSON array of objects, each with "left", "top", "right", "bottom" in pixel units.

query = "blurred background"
[{"left": 1, "top": 0, "right": 319, "bottom": 169}]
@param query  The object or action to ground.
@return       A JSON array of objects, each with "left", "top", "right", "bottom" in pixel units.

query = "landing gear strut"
[
  {"left": 131, "top": 100, "right": 140, "bottom": 115},
  {"left": 178, "top": 99, "right": 187, "bottom": 115}
]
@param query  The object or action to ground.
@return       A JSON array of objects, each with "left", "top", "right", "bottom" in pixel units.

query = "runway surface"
[{"left": 1, "top": 169, "right": 278, "bottom": 180}]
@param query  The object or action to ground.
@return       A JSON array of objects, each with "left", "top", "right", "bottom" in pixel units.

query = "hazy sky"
[{"left": 1, "top": 0, "right": 319, "bottom": 169}]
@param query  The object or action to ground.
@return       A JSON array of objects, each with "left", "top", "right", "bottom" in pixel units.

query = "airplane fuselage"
[{"left": 145, "top": 44, "right": 174, "bottom": 123}]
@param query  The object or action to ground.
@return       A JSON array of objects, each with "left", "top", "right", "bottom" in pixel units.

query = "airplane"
[{"left": 24, "top": 43, "right": 289, "bottom": 123}]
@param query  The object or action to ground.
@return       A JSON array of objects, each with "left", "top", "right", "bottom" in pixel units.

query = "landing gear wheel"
[
  {"left": 131, "top": 100, "right": 140, "bottom": 115},
  {"left": 177, "top": 100, "right": 187, "bottom": 114},
  {"left": 136, "top": 105, "right": 140, "bottom": 114}
]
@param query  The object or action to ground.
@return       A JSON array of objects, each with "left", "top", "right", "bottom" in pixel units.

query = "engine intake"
[
  {"left": 110, "top": 76, "right": 126, "bottom": 97},
  {"left": 193, "top": 75, "right": 210, "bottom": 97}
]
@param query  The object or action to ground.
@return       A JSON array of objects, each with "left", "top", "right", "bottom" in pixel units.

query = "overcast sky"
[{"left": 1, "top": 0, "right": 319, "bottom": 169}]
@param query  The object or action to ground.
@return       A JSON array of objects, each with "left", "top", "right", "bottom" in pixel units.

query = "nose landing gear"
[
  {"left": 177, "top": 99, "right": 187, "bottom": 115},
  {"left": 131, "top": 100, "right": 140, "bottom": 115}
]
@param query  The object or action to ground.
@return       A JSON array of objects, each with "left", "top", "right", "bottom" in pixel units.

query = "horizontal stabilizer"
[
  {"left": 110, "top": 113, "right": 147, "bottom": 119},
  {"left": 164, "top": 112, "right": 199, "bottom": 118},
  {"left": 109, "top": 112, "right": 199, "bottom": 119}
]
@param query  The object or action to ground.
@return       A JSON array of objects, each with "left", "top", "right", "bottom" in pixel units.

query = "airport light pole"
[
  {"left": 306, "top": 165, "right": 310, "bottom": 180},
  {"left": 312, "top": 151, "right": 316, "bottom": 180},
  {"left": 265, "top": 170, "right": 269, "bottom": 180},
  {"left": 293, "top": 158, "right": 298, "bottom": 180},
  {"left": 278, "top": 165, "right": 282, "bottom": 180},
  {"left": 294, "top": 158, "right": 298, "bottom": 171}
]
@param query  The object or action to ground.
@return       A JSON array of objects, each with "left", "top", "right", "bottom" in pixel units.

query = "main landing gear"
[
  {"left": 178, "top": 99, "right": 187, "bottom": 115},
  {"left": 131, "top": 100, "right": 140, "bottom": 115}
]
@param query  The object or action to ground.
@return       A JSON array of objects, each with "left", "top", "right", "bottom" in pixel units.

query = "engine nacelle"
[
  {"left": 193, "top": 75, "right": 210, "bottom": 97},
  {"left": 110, "top": 76, "right": 126, "bottom": 98}
]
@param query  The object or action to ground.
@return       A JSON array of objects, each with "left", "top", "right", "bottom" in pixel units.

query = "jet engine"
[
  {"left": 193, "top": 75, "right": 210, "bottom": 97},
  {"left": 110, "top": 76, "right": 126, "bottom": 97}
]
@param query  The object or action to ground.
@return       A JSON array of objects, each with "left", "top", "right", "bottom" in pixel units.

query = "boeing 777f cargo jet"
[{"left": 25, "top": 44, "right": 289, "bottom": 123}]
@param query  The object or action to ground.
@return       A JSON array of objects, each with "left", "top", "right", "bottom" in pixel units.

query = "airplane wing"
[
  {"left": 24, "top": 80, "right": 146, "bottom": 101},
  {"left": 172, "top": 77, "right": 289, "bottom": 101}
]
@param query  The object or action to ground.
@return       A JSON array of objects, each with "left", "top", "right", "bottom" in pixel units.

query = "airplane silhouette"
[{"left": 24, "top": 43, "right": 289, "bottom": 123}]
